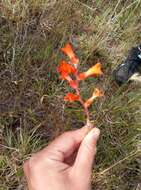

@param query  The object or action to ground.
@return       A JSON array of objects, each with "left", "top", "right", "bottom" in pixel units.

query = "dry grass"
[{"left": 0, "top": 0, "right": 141, "bottom": 189}]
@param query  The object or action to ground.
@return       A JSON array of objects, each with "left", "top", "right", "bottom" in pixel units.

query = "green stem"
[{"left": 74, "top": 71, "right": 91, "bottom": 126}]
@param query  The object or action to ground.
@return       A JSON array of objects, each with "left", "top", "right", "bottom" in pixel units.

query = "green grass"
[{"left": 0, "top": 0, "right": 141, "bottom": 189}]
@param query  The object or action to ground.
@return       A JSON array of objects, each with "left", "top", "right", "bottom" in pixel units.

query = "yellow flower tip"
[
  {"left": 84, "top": 97, "right": 94, "bottom": 108},
  {"left": 93, "top": 88, "right": 104, "bottom": 97},
  {"left": 84, "top": 88, "right": 104, "bottom": 108},
  {"left": 86, "top": 63, "right": 103, "bottom": 77},
  {"left": 86, "top": 63, "right": 103, "bottom": 76},
  {"left": 78, "top": 63, "right": 103, "bottom": 80}
]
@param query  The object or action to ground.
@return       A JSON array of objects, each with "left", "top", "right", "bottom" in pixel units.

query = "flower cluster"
[{"left": 57, "top": 43, "right": 103, "bottom": 126}]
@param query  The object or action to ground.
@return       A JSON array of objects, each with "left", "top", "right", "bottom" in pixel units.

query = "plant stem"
[{"left": 75, "top": 71, "right": 91, "bottom": 126}]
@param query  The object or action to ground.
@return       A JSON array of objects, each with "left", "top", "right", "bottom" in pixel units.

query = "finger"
[
  {"left": 23, "top": 161, "right": 33, "bottom": 190},
  {"left": 36, "top": 126, "right": 89, "bottom": 162},
  {"left": 73, "top": 128, "right": 100, "bottom": 176}
]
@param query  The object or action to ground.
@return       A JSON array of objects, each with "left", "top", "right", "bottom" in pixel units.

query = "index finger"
[{"left": 36, "top": 126, "right": 90, "bottom": 162}]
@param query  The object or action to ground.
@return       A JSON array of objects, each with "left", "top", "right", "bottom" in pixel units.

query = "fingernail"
[{"left": 86, "top": 128, "right": 100, "bottom": 141}]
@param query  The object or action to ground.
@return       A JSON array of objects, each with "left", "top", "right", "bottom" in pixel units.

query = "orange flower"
[
  {"left": 61, "top": 43, "right": 79, "bottom": 64},
  {"left": 60, "top": 74, "right": 78, "bottom": 89},
  {"left": 84, "top": 88, "right": 103, "bottom": 108},
  {"left": 69, "top": 80, "right": 78, "bottom": 89},
  {"left": 78, "top": 63, "right": 103, "bottom": 80},
  {"left": 64, "top": 93, "right": 80, "bottom": 102},
  {"left": 57, "top": 60, "right": 76, "bottom": 79}
]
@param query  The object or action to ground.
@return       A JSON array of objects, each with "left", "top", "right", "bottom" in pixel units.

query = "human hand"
[{"left": 23, "top": 126, "right": 100, "bottom": 190}]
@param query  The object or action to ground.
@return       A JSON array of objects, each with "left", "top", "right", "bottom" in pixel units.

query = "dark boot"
[{"left": 113, "top": 44, "right": 141, "bottom": 85}]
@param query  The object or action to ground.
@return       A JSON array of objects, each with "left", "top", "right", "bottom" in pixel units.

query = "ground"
[{"left": 0, "top": 0, "right": 141, "bottom": 189}]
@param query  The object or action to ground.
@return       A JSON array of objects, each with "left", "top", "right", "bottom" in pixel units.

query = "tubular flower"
[
  {"left": 61, "top": 43, "right": 79, "bottom": 64},
  {"left": 69, "top": 80, "right": 78, "bottom": 89},
  {"left": 84, "top": 88, "right": 103, "bottom": 108},
  {"left": 78, "top": 63, "right": 103, "bottom": 80},
  {"left": 57, "top": 60, "right": 76, "bottom": 79},
  {"left": 64, "top": 93, "right": 80, "bottom": 102},
  {"left": 63, "top": 75, "right": 78, "bottom": 89}
]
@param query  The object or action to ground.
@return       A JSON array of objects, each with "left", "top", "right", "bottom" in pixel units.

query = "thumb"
[{"left": 73, "top": 127, "right": 100, "bottom": 176}]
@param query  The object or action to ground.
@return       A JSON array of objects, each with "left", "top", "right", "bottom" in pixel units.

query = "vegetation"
[{"left": 0, "top": 0, "right": 141, "bottom": 189}]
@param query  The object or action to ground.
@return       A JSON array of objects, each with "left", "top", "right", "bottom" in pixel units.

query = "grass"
[{"left": 0, "top": 0, "right": 141, "bottom": 189}]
